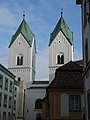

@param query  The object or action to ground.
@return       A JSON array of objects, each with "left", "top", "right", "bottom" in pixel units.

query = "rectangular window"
[
  {"left": 5, "top": 77, "right": 8, "bottom": 91},
  {"left": 3, "top": 94, "right": 7, "bottom": 108},
  {"left": 85, "top": 39, "right": 88, "bottom": 65},
  {"left": 69, "top": 95, "right": 80, "bottom": 111},
  {"left": 0, "top": 93, "right": 2, "bottom": 107},
  {"left": 10, "top": 81, "right": 12, "bottom": 93},
  {"left": 14, "top": 87, "right": 17, "bottom": 97},
  {"left": 0, "top": 74, "right": 3, "bottom": 89},
  {"left": 84, "top": 0, "right": 87, "bottom": 28},
  {"left": 3, "top": 112, "right": 6, "bottom": 120},
  {"left": 8, "top": 96, "right": 12, "bottom": 109},
  {"left": 8, "top": 112, "right": 11, "bottom": 120},
  {"left": 0, "top": 111, "right": 1, "bottom": 120},
  {"left": 14, "top": 100, "right": 16, "bottom": 110},
  {"left": 87, "top": 93, "right": 90, "bottom": 118}
]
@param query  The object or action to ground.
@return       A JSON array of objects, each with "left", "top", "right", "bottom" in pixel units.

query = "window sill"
[
  {"left": 69, "top": 110, "right": 81, "bottom": 112},
  {"left": 34, "top": 109, "right": 42, "bottom": 111}
]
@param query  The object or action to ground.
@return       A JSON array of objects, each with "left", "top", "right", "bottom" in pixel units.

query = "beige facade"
[
  {"left": 17, "top": 80, "right": 26, "bottom": 120},
  {"left": 42, "top": 61, "right": 84, "bottom": 120}
]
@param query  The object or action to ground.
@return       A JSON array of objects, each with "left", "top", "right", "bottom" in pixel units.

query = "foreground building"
[
  {"left": 0, "top": 64, "right": 26, "bottom": 120},
  {"left": 42, "top": 61, "right": 84, "bottom": 120},
  {"left": 76, "top": 0, "right": 90, "bottom": 119}
]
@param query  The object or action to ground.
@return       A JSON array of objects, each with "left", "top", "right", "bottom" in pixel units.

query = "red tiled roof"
[{"left": 48, "top": 61, "right": 83, "bottom": 89}]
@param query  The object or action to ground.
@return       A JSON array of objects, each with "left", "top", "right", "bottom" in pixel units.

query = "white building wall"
[
  {"left": 26, "top": 88, "right": 46, "bottom": 120},
  {"left": 49, "top": 31, "right": 73, "bottom": 82}
]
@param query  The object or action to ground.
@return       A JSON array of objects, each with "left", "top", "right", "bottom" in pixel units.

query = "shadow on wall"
[{"left": 36, "top": 113, "right": 42, "bottom": 120}]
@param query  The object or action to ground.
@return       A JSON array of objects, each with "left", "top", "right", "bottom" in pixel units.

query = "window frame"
[
  {"left": 69, "top": 95, "right": 81, "bottom": 112},
  {"left": 3, "top": 94, "right": 7, "bottom": 108},
  {"left": 16, "top": 54, "right": 23, "bottom": 66},
  {"left": 87, "top": 90, "right": 90, "bottom": 118},
  {"left": 5, "top": 77, "right": 8, "bottom": 91},
  {"left": 56, "top": 53, "right": 64, "bottom": 65},
  {"left": 0, "top": 74, "right": 3, "bottom": 89},
  {"left": 0, "top": 92, "right": 2, "bottom": 107}
]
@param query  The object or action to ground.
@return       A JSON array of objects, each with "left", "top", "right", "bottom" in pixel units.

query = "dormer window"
[
  {"left": 57, "top": 53, "right": 64, "bottom": 64},
  {"left": 16, "top": 54, "right": 23, "bottom": 65}
]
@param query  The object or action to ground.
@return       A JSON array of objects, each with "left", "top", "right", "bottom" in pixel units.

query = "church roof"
[
  {"left": 9, "top": 19, "right": 34, "bottom": 48},
  {"left": 49, "top": 15, "right": 73, "bottom": 46},
  {"left": 47, "top": 61, "right": 83, "bottom": 89}
]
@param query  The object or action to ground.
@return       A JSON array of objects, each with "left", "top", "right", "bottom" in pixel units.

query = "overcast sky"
[{"left": 0, "top": 0, "right": 82, "bottom": 80}]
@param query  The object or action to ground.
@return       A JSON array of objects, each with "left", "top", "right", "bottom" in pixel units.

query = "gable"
[
  {"left": 49, "top": 16, "right": 73, "bottom": 46},
  {"left": 9, "top": 19, "right": 35, "bottom": 48}
]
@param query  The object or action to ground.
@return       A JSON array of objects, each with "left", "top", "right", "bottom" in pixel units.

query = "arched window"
[
  {"left": 35, "top": 99, "right": 42, "bottom": 109},
  {"left": 16, "top": 54, "right": 23, "bottom": 65},
  {"left": 17, "top": 56, "right": 19, "bottom": 65},
  {"left": 21, "top": 56, "right": 23, "bottom": 65},
  {"left": 18, "top": 77, "right": 21, "bottom": 81},
  {"left": 61, "top": 54, "right": 64, "bottom": 64},
  {"left": 57, "top": 53, "right": 64, "bottom": 64},
  {"left": 57, "top": 55, "right": 60, "bottom": 64}
]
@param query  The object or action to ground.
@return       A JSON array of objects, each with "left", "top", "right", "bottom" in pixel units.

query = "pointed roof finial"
[
  {"left": 61, "top": 8, "right": 63, "bottom": 17},
  {"left": 23, "top": 11, "right": 25, "bottom": 19}
]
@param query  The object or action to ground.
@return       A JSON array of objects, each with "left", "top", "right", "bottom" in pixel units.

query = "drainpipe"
[{"left": 23, "top": 89, "right": 26, "bottom": 120}]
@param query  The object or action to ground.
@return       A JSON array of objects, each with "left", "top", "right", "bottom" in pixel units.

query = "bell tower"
[
  {"left": 49, "top": 12, "right": 73, "bottom": 82},
  {"left": 8, "top": 14, "right": 36, "bottom": 86}
]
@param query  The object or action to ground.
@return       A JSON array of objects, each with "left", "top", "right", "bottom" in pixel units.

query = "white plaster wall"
[
  {"left": 9, "top": 34, "right": 31, "bottom": 67},
  {"left": 26, "top": 88, "right": 46, "bottom": 120},
  {"left": 49, "top": 31, "right": 73, "bottom": 82},
  {"left": 61, "top": 93, "right": 69, "bottom": 117}
]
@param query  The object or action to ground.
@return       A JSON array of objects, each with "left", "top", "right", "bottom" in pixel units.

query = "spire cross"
[
  {"left": 23, "top": 11, "right": 25, "bottom": 19},
  {"left": 61, "top": 8, "right": 63, "bottom": 17}
]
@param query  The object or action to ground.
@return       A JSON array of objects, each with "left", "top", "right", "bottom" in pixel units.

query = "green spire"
[
  {"left": 9, "top": 18, "right": 34, "bottom": 48},
  {"left": 49, "top": 15, "right": 73, "bottom": 46}
]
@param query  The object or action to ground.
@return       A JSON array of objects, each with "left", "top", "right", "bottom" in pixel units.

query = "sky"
[{"left": 0, "top": 0, "right": 82, "bottom": 80}]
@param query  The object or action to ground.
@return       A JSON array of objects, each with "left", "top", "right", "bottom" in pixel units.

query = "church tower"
[
  {"left": 49, "top": 12, "right": 73, "bottom": 82},
  {"left": 8, "top": 15, "right": 36, "bottom": 86}
]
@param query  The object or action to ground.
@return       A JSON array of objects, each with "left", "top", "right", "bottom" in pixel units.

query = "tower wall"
[
  {"left": 49, "top": 31, "right": 73, "bottom": 82},
  {"left": 8, "top": 33, "right": 36, "bottom": 85}
]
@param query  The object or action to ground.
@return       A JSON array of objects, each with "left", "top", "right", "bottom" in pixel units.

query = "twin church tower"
[{"left": 8, "top": 12, "right": 73, "bottom": 85}]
